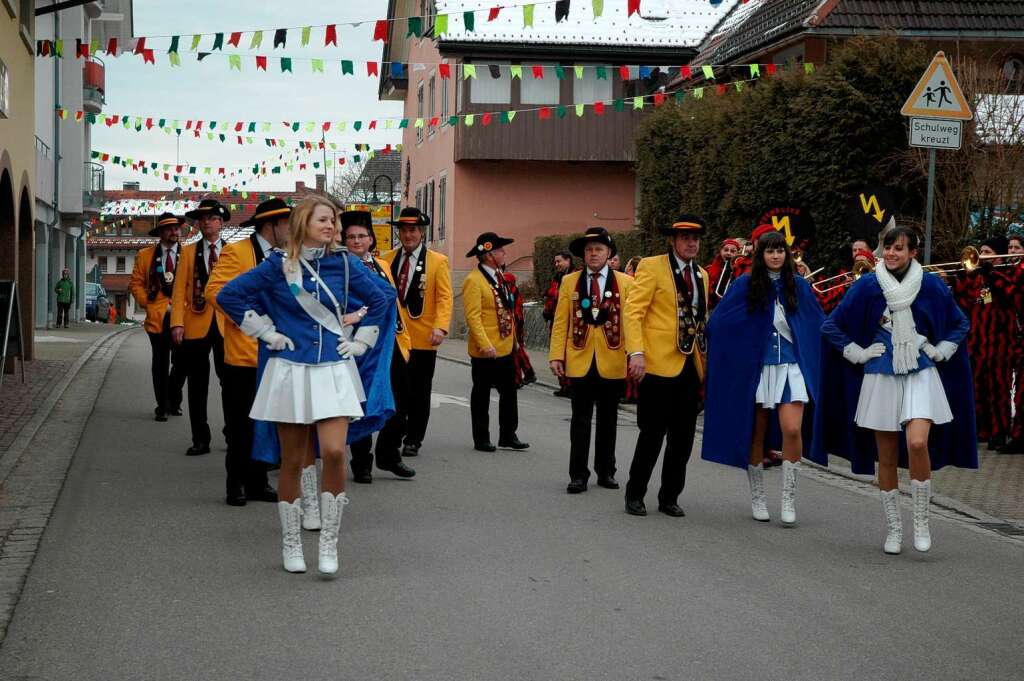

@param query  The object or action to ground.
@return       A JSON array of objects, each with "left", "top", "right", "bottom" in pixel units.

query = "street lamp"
[{"left": 372, "top": 174, "right": 396, "bottom": 250}]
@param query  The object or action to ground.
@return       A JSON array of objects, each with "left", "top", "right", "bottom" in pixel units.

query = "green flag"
[
  {"left": 448, "top": 115, "right": 459, "bottom": 127},
  {"left": 596, "top": 66, "right": 607, "bottom": 80},
  {"left": 463, "top": 64, "right": 477, "bottom": 79},
  {"left": 250, "top": 31, "right": 263, "bottom": 49},
  {"left": 168, "top": 35, "right": 180, "bottom": 53},
  {"left": 523, "top": 5, "right": 535, "bottom": 27},
  {"left": 281, "top": 58, "right": 292, "bottom": 73},
  {"left": 191, "top": 34, "right": 201, "bottom": 51},
  {"left": 229, "top": 54, "right": 241, "bottom": 71},
  {"left": 212, "top": 33, "right": 224, "bottom": 50},
  {"left": 702, "top": 65, "right": 715, "bottom": 80},
  {"left": 341, "top": 60, "right": 354, "bottom": 74},
  {"left": 463, "top": 11, "right": 475, "bottom": 31},
  {"left": 555, "top": 65, "right": 566, "bottom": 80},
  {"left": 407, "top": 17, "right": 422, "bottom": 38},
  {"left": 749, "top": 63, "right": 760, "bottom": 78},
  {"left": 574, "top": 65, "right": 584, "bottom": 79},
  {"left": 510, "top": 65, "right": 522, "bottom": 79},
  {"left": 301, "top": 26, "right": 311, "bottom": 46},
  {"left": 312, "top": 58, "right": 324, "bottom": 73},
  {"left": 592, "top": 0, "right": 604, "bottom": 18},
  {"left": 435, "top": 14, "right": 448, "bottom": 36}
]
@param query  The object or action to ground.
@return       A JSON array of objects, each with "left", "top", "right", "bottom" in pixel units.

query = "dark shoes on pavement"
[
  {"left": 186, "top": 442, "right": 211, "bottom": 456},
  {"left": 567, "top": 479, "right": 588, "bottom": 494},
  {"left": 246, "top": 484, "right": 278, "bottom": 503},
  {"left": 625, "top": 498, "right": 647, "bottom": 516},
  {"left": 474, "top": 441, "right": 497, "bottom": 452},
  {"left": 154, "top": 410, "right": 168, "bottom": 422},
  {"left": 596, "top": 476, "right": 619, "bottom": 489},
  {"left": 401, "top": 443, "right": 420, "bottom": 457},
  {"left": 168, "top": 405, "right": 183, "bottom": 416},
  {"left": 379, "top": 462, "right": 416, "bottom": 478},
  {"left": 352, "top": 469, "right": 373, "bottom": 484},
  {"left": 498, "top": 438, "right": 530, "bottom": 450},
  {"left": 998, "top": 438, "right": 1024, "bottom": 454},
  {"left": 226, "top": 484, "right": 247, "bottom": 507},
  {"left": 658, "top": 503, "right": 686, "bottom": 517}
]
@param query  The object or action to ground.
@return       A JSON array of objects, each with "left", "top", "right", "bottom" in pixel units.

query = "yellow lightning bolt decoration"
[
  {"left": 859, "top": 193, "right": 886, "bottom": 224},
  {"left": 772, "top": 216, "right": 795, "bottom": 246}
]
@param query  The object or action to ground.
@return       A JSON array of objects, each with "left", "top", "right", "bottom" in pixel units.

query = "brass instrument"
[
  {"left": 714, "top": 257, "right": 734, "bottom": 298},
  {"left": 924, "top": 246, "right": 1013, "bottom": 274},
  {"left": 812, "top": 260, "right": 874, "bottom": 294}
]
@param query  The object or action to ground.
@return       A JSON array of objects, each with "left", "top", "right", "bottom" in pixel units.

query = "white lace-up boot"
[
  {"left": 277, "top": 500, "right": 306, "bottom": 573},
  {"left": 911, "top": 479, "right": 932, "bottom": 552},
  {"left": 318, "top": 492, "right": 349, "bottom": 576},
  {"left": 300, "top": 463, "right": 321, "bottom": 531},
  {"left": 780, "top": 460, "right": 799, "bottom": 525},
  {"left": 747, "top": 464, "right": 769, "bottom": 522},
  {"left": 880, "top": 489, "right": 902, "bottom": 555}
]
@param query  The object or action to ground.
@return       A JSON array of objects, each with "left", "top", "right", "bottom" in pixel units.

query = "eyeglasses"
[{"left": 345, "top": 233, "right": 371, "bottom": 240}]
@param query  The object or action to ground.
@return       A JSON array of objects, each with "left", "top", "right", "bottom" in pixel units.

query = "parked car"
[{"left": 84, "top": 282, "right": 110, "bottom": 322}]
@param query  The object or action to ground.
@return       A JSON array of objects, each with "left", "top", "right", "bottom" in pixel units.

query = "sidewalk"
[{"left": 438, "top": 334, "right": 1022, "bottom": 524}]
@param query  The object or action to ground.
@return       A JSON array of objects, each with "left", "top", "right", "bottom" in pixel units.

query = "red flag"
[
  {"left": 236, "top": 136, "right": 243, "bottom": 145},
  {"left": 384, "top": 144, "right": 392, "bottom": 153},
  {"left": 256, "top": 55, "right": 267, "bottom": 71},
  {"left": 193, "top": 130, "right": 200, "bottom": 138},
  {"left": 106, "top": 37, "right": 117, "bottom": 55},
  {"left": 75, "top": 111, "right": 84, "bottom": 121},
  {"left": 594, "top": 101, "right": 605, "bottom": 115},
  {"left": 176, "top": 165, "right": 183, "bottom": 172},
  {"left": 110, "top": 115, "right": 120, "bottom": 124},
  {"left": 488, "top": 7, "right": 501, "bottom": 21},
  {"left": 228, "top": 32, "right": 242, "bottom": 47},
  {"left": 532, "top": 65, "right": 544, "bottom": 79},
  {"left": 234, "top": 122, "right": 243, "bottom": 132},
  {"left": 367, "top": 61, "right": 379, "bottom": 76},
  {"left": 77, "top": 41, "right": 89, "bottom": 58},
  {"left": 368, "top": 120, "right": 378, "bottom": 129},
  {"left": 373, "top": 19, "right": 388, "bottom": 42},
  {"left": 654, "top": 92, "right": 666, "bottom": 106},
  {"left": 145, "top": 118, "right": 153, "bottom": 129},
  {"left": 439, "top": 63, "right": 451, "bottom": 79},
  {"left": 681, "top": 65, "right": 692, "bottom": 80},
  {"left": 218, "top": 167, "right": 225, "bottom": 175},
  {"left": 102, "top": 154, "right": 110, "bottom": 161},
  {"left": 429, "top": 116, "right": 439, "bottom": 127},
  {"left": 142, "top": 49, "right": 155, "bottom": 64},
  {"left": 322, "top": 122, "right": 331, "bottom": 132},
  {"left": 299, "top": 163, "right": 306, "bottom": 170},
  {"left": 538, "top": 107, "right": 551, "bottom": 119},
  {"left": 133, "top": 37, "right": 146, "bottom": 54},
  {"left": 716, "top": 84, "right": 726, "bottom": 95},
  {"left": 619, "top": 65, "right": 630, "bottom": 81},
  {"left": 766, "top": 63, "right": 777, "bottom": 76},
  {"left": 482, "top": 112, "right": 492, "bottom": 126},
  {"left": 316, "top": 141, "right": 323, "bottom": 149},
  {"left": 628, "top": 0, "right": 640, "bottom": 16},
  {"left": 164, "top": 173, "right": 169, "bottom": 181},
  {"left": 185, "top": 120, "right": 193, "bottom": 129},
  {"left": 325, "top": 24, "right": 337, "bottom": 46},
  {"left": 40, "top": 41, "right": 50, "bottom": 56},
  {"left": 196, "top": 120, "right": 204, "bottom": 130}
]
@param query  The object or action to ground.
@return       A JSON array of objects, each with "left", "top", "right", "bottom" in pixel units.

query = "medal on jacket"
[
  {"left": 979, "top": 287, "right": 992, "bottom": 305},
  {"left": 164, "top": 271, "right": 174, "bottom": 284}
]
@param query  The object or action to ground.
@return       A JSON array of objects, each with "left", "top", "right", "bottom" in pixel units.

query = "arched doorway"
[
  {"left": 0, "top": 168, "right": 14, "bottom": 282},
  {"left": 18, "top": 186, "right": 35, "bottom": 359}
]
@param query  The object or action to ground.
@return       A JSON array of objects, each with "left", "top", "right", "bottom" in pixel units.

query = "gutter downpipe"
[{"left": 45, "top": 2, "right": 62, "bottom": 328}]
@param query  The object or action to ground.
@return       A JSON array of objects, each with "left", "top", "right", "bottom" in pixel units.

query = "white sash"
[{"left": 284, "top": 254, "right": 350, "bottom": 338}]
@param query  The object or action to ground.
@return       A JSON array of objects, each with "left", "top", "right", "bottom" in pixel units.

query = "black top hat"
[
  {"left": 467, "top": 232, "right": 514, "bottom": 259},
  {"left": 569, "top": 227, "right": 617, "bottom": 258},
  {"left": 240, "top": 198, "right": 291, "bottom": 228},
  {"left": 658, "top": 213, "right": 706, "bottom": 236},
  {"left": 341, "top": 210, "right": 374, "bottom": 230},
  {"left": 149, "top": 212, "right": 184, "bottom": 237},
  {"left": 185, "top": 198, "right": 231, "bottom": 222},
  {"left": 391, "top": 206, "right": 430, "bottom": 227},
  {"left": 982, "top": 235, "right": 1009, "bottom": 255}
]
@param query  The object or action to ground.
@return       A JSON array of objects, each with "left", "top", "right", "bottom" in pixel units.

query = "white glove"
[
  {"left": 259, "top": 329, "right": 295, "bottom": 352},
  {"left": 337, "top": 339, "right": 368, "bottom": 359},
  {"left": 843, "top": 342, "right": 886, "bottom": 365},
  {"left": 923, "top": 340, "right": 957, "bottom": 362}
]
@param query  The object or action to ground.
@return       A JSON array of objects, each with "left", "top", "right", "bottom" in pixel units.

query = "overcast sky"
[{"left": 93, "top": 0, "right": 404, "bottom": 194}]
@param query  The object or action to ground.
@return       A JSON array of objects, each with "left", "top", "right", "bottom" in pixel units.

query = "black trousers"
[
  {"left": 403, "top": 349, "right": 437, "bottom": 447},
  {"left": 351, "top": 343, "right": 409, "bottom": 472},
  {"left": 221, "top": 363, "right": 268, "bottom": 492},
  {"left": 147, "top": 312, "right": 187, "bottom": 415},
  {"left": 182, "top": 322, "right": 225, "bottom": 445},
  {"left": 569, "top": 363, "right": 624, "bottom": 482},
  {"left": 470, "top": 354, "right": 519, "bottom": 444},
  {"left": 625, "top": 360, "right": 701, "bottom": 506},
  {"left": 56, "top": 302, "right": 71, "bottom": 327}
]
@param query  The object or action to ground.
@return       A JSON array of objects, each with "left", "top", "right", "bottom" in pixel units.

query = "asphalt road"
[{"left": 1, "top": 330, "right": 1022, "bottom": 681}]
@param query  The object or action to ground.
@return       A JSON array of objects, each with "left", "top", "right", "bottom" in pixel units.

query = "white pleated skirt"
[
  {"left": 250, "top": 357, "right": 365, "bottom": 424},
  {"left": 755, "top": 363, "right": 808, "bottom": 409},
  {"left": 855, "top": 367, "right": 952, "bottom": 432}
]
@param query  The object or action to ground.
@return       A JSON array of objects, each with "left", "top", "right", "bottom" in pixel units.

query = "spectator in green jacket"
[{"left": 54, "top": 268, "right": 74, "bottom": 328}]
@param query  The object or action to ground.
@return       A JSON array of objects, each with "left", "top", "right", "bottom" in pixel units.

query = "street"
[{"left": 1, "top": 329, "right": 1022, "bottom": 681}]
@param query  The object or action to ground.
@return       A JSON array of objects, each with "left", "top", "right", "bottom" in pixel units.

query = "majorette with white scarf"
[
  {"left": 702, "top": 230, "right": 825, "bottom": 526},
  {"left": 815, "top": 226, "right": 977, "bottom": 556},
  {"left": 216, "top": 195, "right": 397, "bottom": 577}
]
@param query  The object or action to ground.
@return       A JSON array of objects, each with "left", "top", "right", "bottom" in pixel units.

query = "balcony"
[
  {"left": 35, "top": 137, "right": 55, "bottom": 206},
  {"left": 83, "top": 161, "right": 105, "bottom": 214},
  {"left": 83, "top": 57, "right": 105, "bottom": 114}
]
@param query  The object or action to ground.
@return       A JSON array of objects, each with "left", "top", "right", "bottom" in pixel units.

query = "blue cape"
[
  {"left": 701, "top": 275, "right": 825, "bottom": 469},
  {"left": 251, "top": 254, "right": 398, "bottom": 464},
  {"left": 812, "top": 272, "right": 977, "bottom": 475}
]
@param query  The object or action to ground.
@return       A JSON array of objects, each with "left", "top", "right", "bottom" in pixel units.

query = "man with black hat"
[
  {"left": 206, "top": 198, "right": 290, "bottom": 506},
  {"left": 381, "top": 207, "right": 453, "bottom": 457},
  {"left": 171, "top": 198, "right": 229, "bottom": 457},
  {"left": 549, "top": 227, "right": 633, "bottom": 493},
  {"left": 622, "top": 214, "right": 710, "bottom": 517},
  {"left": 129, "top": 213, "right": 188, "bottom": 422},
  {"left": 341, "top": 209, "right": 416, "bottom": 483},
  {"left": 462, "top": 232, "right": 529, "bottom": 452}
]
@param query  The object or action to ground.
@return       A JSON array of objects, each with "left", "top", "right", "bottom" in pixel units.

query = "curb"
[{"left": 0, "top": 326, "right": 134, "bottom": 486}]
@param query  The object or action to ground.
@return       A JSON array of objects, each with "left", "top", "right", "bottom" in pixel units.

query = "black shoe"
[
  {"left": 474, "top": 441, "right": 497, "bottom": 452},
  {"left": 498, "top": 437, "right": 530, "bottom": 450},
  {"left": 989, "top": 434, "right": 1008, "bottom": 450},
  {"left": 401, "top": 443, "right": 420, "bottom": 457},
  {"left": 658, "top": 503, "right": 686, "bottom": 517},
  {"left": 998, "top": 438, "right": 1024, "bottom": 454},
  {"left": 185, "top": 442, "right": 211, "bottom": 456},
  {"left": 379, "top": 462, "right": 416, "bottom": 478},
  {"left": 596, "top": 476, "right": 619, "bottom": 489},
  {"left": 225, "top": 485, "right": 247, "bottom": 507},
  {"left": 567, "top": 479, "right": 588, "bottom": 494},
  {"left": 168, "top": 406, "right": 183, "bottom": 416},
  {"left": 352, "top": 469, "right": 373, "bottom": 484},
  {"left": 154, "top": 411, "right": 168, "bottom": 422},
  {"left": 245, "top": 484, "right": 278, "bottom": 503},
  {"left": 625, "top": 498, "right": 647, "bottom": 516}
]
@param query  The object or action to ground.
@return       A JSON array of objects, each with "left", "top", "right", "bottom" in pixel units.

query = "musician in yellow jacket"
[
  {"left": 381, "top": 207, "right": 453, "bottom": 457},
  {"left": 549, "top": 227, "right": 633, "bottom": 493},
  {"left": 171, "top": 198, "right": 229, "bottom": 457},
  {"left": 462, "top": 232, "right": 529, "bottom": 452},
  {"left": 622, "top": 214, "right": 710, "bottom": 518},
  {"left": 128, "top": 213, "right": 187, "bottom": 422},
  {"left": 207, "top": 198, "right": 290, "bottom": 506}
]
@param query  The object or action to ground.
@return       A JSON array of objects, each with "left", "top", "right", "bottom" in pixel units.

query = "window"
[
  {"left": 18, "top": 0, "right": 33, "bottom": 48},
  {"left": 521, "top": 63, "right": 560, "bottom": 105},
  {"left": 416, "top": 82, "right": 424, "bottom": 143},
  {"left": 425, "top": 179, "right": 435, "bottom": 242},
  {"left": 420, "top": 0, "right": 435, "bottom": 31},
  {"left": 115, "top": 256, "right": 126, "bottom": 273},
  {"left": 428, "top": 76, "right": 436, "bottom": 124},
  {"left": 437, "top": 175, "right": 447, "bottom": 242},
  {"left": 470, "top": 61, "right": 511, "bottom": 104},
  {"left": 98, "top": 257, "right": 108, "bottom": 274},
  {"left": 0, "top": 58, "right": 8, "bottom": 120},
  {"left": 574, "top": 67, "right": 613, "bottom": 105},
  {"left": 415, "top": 186, "right": 423, "bottom": 212},
  {"left": 440, "top": 73, "right": 450, "bottom": 121}
]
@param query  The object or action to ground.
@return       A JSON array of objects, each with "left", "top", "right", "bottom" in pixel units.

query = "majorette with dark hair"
[
  {"left": 462, "top": 232, "right": 530, "bottom": 451},
  {"left": 381, "top": 207, "right": 454, "bottom": 458},
  {"left": 815, "top": 226, "right": 977, "bottom": 555},
  {"left": 207, "top": 198, "right": 292, "bottom": 507},
  {"left": 702, "top": 230, "right": 825, "bottom": 524},
  {"left": 171, "top": 199, "right": 230, "bottom": 457},
  {"left": 128, "top": 212, "right": 188, "bottom": 422},
  {"left": 340, "top": 209, "right": 416, "bottom": 484},
  {"left": 548, "top": 227, "right": 634, "bottom": 494},
  {"left": 622, "top": 214, "right": 709, "bottom": 518}
]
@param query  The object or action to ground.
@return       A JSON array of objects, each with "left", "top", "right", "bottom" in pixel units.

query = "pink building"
[{"left": 379, "top": 0, "right": 735, "bottom": 282}]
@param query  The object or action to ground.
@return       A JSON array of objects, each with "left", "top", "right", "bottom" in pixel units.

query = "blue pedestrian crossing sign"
[{"left": 901, "top": 51, "right": 973, "bottom": 120}]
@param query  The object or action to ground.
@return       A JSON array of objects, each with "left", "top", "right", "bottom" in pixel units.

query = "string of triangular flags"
[{"left": 35, "top": 0, "right": 736, "bottom": 59}]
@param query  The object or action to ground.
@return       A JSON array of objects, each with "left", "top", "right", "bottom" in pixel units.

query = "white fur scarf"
[{"left": 874, "top": 259, "right": 923, "bottom": 374}]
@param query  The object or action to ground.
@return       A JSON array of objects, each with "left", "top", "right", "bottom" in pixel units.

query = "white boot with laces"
[
  {"left": 318, "top": 492, "right": 349, "bottom": 576},
  {"left": 880, "top": 488, "right": 902, "bottom": 555},
  {"left": 300, "top": 463, "right": 321, "bottom": 531},
  {"left": 747, "top": 464, "right": 769, "bottom": 522},
  {"left": 277, "top": 499, "right": 306, "bottom": 573},
  {"left": 780, "top": 460, "right": 799, "bottom": 525},
  {"left": 911, "top": 479, "right": 932, "bottom": 552}
]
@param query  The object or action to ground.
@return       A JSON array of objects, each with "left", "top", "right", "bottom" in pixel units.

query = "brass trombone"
[
  {"left": 924, "top": 246, "right": 1014, "bottom": 274},
  {"left": 812, "top": 260, "right": 874, "bottom": 294},
  {"left": 714, "top": 258, "right": 734, "bottom": 298}
]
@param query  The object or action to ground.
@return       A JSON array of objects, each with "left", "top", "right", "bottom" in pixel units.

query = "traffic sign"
[
  {"left": 901, "top": 51, "right": 973, "bottom": 120},
  {"left": 908, "top": 117, "right": 963, "bottom": 150}
]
